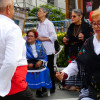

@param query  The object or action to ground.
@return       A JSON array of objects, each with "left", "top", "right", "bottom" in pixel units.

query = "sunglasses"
[{"left": 71, "top": 15, "right": 77, "bottom": 18}]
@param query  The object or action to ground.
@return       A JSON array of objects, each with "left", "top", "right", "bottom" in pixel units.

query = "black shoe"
[
  {"left": 42, "top": 87, "right": 47, "bottom": 93},
  {"left": 36, "top": 90, "right": 44, "bottom": 97},
  {"left": 50, "top": 89, "right": 55, "bottom": 93}
]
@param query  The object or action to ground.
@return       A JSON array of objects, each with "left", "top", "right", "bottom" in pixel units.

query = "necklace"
[{"left": 74, "top": 25, "right": 81, "bottom": 37}]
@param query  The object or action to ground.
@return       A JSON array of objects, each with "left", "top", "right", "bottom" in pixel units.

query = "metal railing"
[
  {"left": 24, "top": 19, "right": 90, "bottom": 33},
  {"left": 24, "top": 19, "right": 72, "bottom": 32},
  {"left": 52, "top": 20, "right": 72, "bottom": 32}
]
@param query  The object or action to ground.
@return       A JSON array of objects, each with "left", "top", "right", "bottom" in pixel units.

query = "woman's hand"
[
  {"left": 35, "top": 60, "right": 43, "bottom": 68},
  {"left": 78, "top": 33, "right": 84, "bottom": 41},
  {"left": 56, "top": 72, "right": 65, "bottom": 81},
  {"left": 28, "top": 63, "right": 34, "bottom": 69},
  {"left": 63, "top": 37, "right": 68, "bottom": 43}
]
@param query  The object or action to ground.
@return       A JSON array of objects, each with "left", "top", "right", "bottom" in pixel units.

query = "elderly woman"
[
  {"left": 26, "top": 29, "right": 52, "bottom": 97},
  {"left": 63, "top": 9, "right": 93, "bottom": 64},
  {"left": 56, "top": 9, "right": 100, "bottom": 100},
  {"left": 62, "top": 9, "right": 93, "bottom": 90},
  {"left": 37, "top": 7, "right": 57, "bottom": 93}
]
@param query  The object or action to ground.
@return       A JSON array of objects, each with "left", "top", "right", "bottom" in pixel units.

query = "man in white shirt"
[{"left": 0, "top": 0, "right": 35, "bottom": 100}]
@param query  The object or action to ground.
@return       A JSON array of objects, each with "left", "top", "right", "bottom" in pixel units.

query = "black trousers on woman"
[
  {"left": 47, "top": 54, "right": 55, "bottom": 93},
  {"left": 0, "top": 86, "right": 36, "bottom": 100}
]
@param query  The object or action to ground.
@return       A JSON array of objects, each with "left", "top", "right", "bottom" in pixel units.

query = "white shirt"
[
  {"left": 30, "top": 43, "right": 46, "bottom": 63},
  {"left": 37, "top": 18, "right": 57, "bottom": 55},
  {"left": 31, "top": 44, "right": 38, "bottom": 58},
  {"left": 62, "top": 34, "right": 100, "bottom": 79},
  {"left": 0, "top": 15, "right": 27, "bottom": 97}
]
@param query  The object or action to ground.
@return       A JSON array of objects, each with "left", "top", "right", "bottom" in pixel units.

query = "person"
[
  {"left": 89, "top": 11, "right": 94, "bottom": 22},
  {"left": 37, "top": 7, "right": 57, "bottom": 93},
  {"left": 0, "top": 0, "right": 36, "bottom": 100},
  {"left": 26, "top": 29, "right": 52, "bottom": 97},
  {"left": 56, "top": 9, "right": 100, "bottom": 100},
  {"left": 62, "top": 9, "right": 93, "bottom": 90},
  {"left": 54, "top": 40, "right": 60, "bottom": 54}
]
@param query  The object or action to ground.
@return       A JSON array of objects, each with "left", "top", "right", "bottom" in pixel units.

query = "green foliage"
[
  {"left": 57, "top": 32, "right": 66, "bottom": 45},
  {"left": 57, "top": 46, "right": 68, "bottom": 67},
  {"left": 28, "top": 4, "right": 66, "bottom": 21},
  {"left": 56, "top": 32, "right": 68, "bottom": 67}
]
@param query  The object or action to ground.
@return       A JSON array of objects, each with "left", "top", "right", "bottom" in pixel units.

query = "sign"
[
  {"left": 86, "top": 2, "right": 93, "bottom": 13},
  {"left": 14, "top": 8, "right": 28, "bottom": 34}
]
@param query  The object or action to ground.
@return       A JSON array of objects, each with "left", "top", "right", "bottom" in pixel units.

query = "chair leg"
[
  {"left": 55, "top": 65, "right": 59, "bottom": 72},
  {"left": 47, "top": 89, "right": 50, "bottom": 96}
]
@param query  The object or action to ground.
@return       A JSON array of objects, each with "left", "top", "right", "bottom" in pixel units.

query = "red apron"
[{"left": 8, "top": 65, "right": 27, "bottom": 95}]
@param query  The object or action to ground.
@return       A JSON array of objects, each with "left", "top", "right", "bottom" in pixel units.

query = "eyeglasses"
[
  {"left": 71, "top": 15, "right": 77, "bottom": 18},
  {"left": 27, "top": 35, "right": 35, "bottom": 38},
  {"left": 92, "top": 22, "right": 100, "bottom": 27}
]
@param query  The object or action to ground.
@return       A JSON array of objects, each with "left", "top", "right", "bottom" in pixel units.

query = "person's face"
[
  {"left": 71, "top": 11, "right": 82, "bottom": 24},
  {"left": 37, "top": 8, "right": 46, "bottom": 19},
  {"left": 92, "top": 15, "right": 100, "bottom": 35},
  {"left": 27, "top": 32, "right": 36, "bottom": 44}
]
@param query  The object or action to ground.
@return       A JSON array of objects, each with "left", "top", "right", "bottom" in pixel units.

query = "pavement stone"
[{"left": 35, "top": 83, "right": 79, "bottom": 100}]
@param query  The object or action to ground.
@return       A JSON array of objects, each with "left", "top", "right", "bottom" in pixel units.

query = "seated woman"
[{"left": 26, "top": 29, "right": 52, "bottom": 97}]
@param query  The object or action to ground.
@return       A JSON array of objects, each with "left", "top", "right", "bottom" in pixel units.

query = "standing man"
[
  {"left": 37, "top": 7, "right": 57, "bottom": 93},
  {"left": 0, "top": 0, "right": 36, "bottom": 100}
]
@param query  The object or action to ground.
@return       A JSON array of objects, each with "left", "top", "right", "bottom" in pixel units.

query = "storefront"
[{"left": 66, "top": 0, "right": 100, "bottom": 19}]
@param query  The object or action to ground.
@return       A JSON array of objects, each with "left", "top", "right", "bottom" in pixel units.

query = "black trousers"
[
  {"left": 47, "top": 54, "right": 55, "bottom": 90},
  {"left": 0, "top": 86, "right": 36, "bottom": 100}
]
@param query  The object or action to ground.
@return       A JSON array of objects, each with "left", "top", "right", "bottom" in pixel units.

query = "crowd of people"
[
  {"left": 0, "top": 0, "right": 100, "bottom": 100},
  {"left": 56, "top": 9, "right": 100, "bottom": 100},
  {"left": 62, "top": 9, "right": 93, "bottom": 91}
]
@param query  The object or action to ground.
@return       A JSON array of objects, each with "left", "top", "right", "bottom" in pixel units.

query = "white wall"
[
  {"left": 13, "top": 0, "right": 47, "bottom": 9},
  {"left": 54, "top": 0, "right": 66, "bottom": 13},
  {"left": 13, "top": 0, "right": 66, "bottom": 13}
]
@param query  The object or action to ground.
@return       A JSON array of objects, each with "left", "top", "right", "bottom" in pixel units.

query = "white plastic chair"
[
  {"left": 27, "top": 62, "right": 51, "bottom": 96},
  {"left": 54, "top": 45, "right": 63, "bottom": 72}
]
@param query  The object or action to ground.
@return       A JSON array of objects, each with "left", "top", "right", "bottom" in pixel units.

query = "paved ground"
[{"left": 32, "top": 83, "right": 79, "bottom": 100}]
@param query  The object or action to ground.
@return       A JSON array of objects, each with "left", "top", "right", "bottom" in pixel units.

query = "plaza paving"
[{"left": 36, "top": 83, "right": 79, "bottom": 100}]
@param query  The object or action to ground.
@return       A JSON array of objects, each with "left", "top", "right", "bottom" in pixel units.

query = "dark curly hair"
[{"left": 27, "top": 29, "right": 38, "bottom": 38}]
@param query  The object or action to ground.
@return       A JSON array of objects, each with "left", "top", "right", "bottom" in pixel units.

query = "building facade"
[
  {"left": 66, "top": 0, "right": 100, "bottom": 19},
  {"left": 13, "top": 0, "right": 66, "bottom": 13},
  {"left": 14, "top": 0, "right": 100, "bottom": 19},
  {"left": 13, "top": 0, "right": 47, "bottom": 9}
]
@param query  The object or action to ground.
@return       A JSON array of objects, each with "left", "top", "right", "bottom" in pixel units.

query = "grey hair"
[
  {"left": 40, "top": 7, "right": 49, "bottom": 18},
  {"left": 0, "top": 0, "right": 12, "bottom": 12},
  {"left": 72, "top": 9, "right": 83, "bottom": 16}
]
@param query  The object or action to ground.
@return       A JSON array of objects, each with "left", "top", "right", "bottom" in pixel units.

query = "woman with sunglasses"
[
  {"left": 62, "top": 9, "right": 93, "bottom": 90},
  {"left": 56, "top": 9, "right": 100, "bottom": 100}
]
